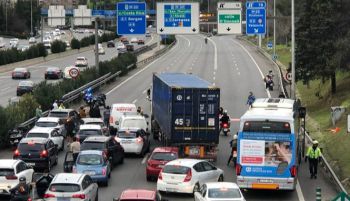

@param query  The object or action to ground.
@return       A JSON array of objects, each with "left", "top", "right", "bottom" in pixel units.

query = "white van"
[
  {"left": 116, "top": 115, "right": 149, "bottom": 133},
  {"left": 109, "top": 103, "right": 137, "bottom": 132}
]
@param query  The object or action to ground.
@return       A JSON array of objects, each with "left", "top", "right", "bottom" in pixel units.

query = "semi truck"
[{"left": 151, "top": 73, "right": 220, "bottom": 161}]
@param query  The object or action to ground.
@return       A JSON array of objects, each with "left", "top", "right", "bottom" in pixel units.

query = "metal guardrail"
[{"left": 17, "top": 40, "right": 175, "bottom": 130}]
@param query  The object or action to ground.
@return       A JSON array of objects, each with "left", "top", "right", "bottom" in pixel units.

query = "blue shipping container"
[{"left": 152, "top": 73, "right": 220, "bottom": 144}]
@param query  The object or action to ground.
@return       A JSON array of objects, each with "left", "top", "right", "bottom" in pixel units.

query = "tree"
[{"left": 295, "top": 0, "right": 339, "bottom": 93}]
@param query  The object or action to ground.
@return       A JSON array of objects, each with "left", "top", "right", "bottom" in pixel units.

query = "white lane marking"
[
  {"left": 132, "top": 99, "right": 137, "bottom": 104},
  {"left": 142, "top": 89, "right": 147, "bottom": 94},
  {"left": 296, "top": 181, "right": 306, "bottom": 201},
  {"left": 237, "top": 72, "right": 240, "bottom": 75},
  {"left": 234, "top": 63, "right": 238, "bottom": 66},
  {"left": 141, "top": 153, "right": 150, "bottom": 164},
  {"left": 179, "top": 35, "right": 191, "bottom": 47},
  {"left": 213, "top": 71, "right": 216, "bottom": 75},
  {"left": 0, "top": 76, "right": 11, "bottom": 79},
  {"left": 106, "top": 40, "right": 179, "bottom": 96},
  {"left": 145, "top": 34, "right": 154, "bottom": 45},
  {"left": 208, "top": 37, "right": 218, "bottom": 71},
  {"left": 213, "top": 76, "right": 216, "bottom": 80},
  {"left": 236, "top": 67, "right": 239, "bottom": 70},
  {"left": 1, "top": 87, "right": 11, "bottom": 92},
  {"left": 230, "top": 38, "right": 271, "bottom": 98}
]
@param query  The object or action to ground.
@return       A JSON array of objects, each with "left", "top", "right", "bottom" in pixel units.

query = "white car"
[
  {"left": 194, "top": 182, "right": 246, "bottom": 201},
  {"left": 29, "top": 37, "right": 36, "bottom": 44},
  {"left": 34, "top": 117, "right": 67, "bottom": 137},
  {"left": 117, "top": 115, "right": 149, "bottom": 133},
  {"left": 75, "top": 57, "right": 88, "bottom": 67},
  {"left": 43, "top": 37, "right": 52, "bottom": 49},
  {"left": 65, "top": 40, "right": 70, "bottom": 47},
  {"left": 0, "top": 37, "right": 5, "bottom": 48},
  {"left": 9, "top": 38, "right": 19, "bottom": 48},
  {"left": 44, "top": 173, "right": 98, "bottom": 201},
  {"left": 130, "top": 37, "right": 138, "bottom": 43},
  {"left": 54, "top": 35, "right": 61, "bottom": 41},
  {"left": 157, "top": 159, "right": 224, "bottom": 194},
  {"left": 81, "top": 118, "right": 108, "bottom": 135},
  {"left": 77, "top": 124, "right": 104, "bottom": 143},
  {"left": 115, "top": 128, "right": 150, "bottom": 156},
  {"left": 116, "top": 42, "right": 126, "bottom": 50},
  {"left": 109, "top": 103, "right": 137, "bottom": 132},
  {"left": 64, "top": 66, "right": 80, "bottom": 79},
  {"left": 0, "top": 159, "right": 34, "bottom": 195},
  {"left": 25, "top": 127, "right": 64, "bottom": 151}
]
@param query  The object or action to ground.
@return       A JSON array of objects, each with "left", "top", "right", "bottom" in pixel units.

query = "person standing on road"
[
  {"left": 246, "top": 92, "right": 256, "bottom": 107},
  {"left": 70, "top": 137, "right": 81, "bottom": 162},
  {"left": 227, "top": 134, "right": 238, "bottom": 167},
  {"left": 305, "top": 140, "right": 322, "bottom": 179},
  {"left": 58, "top": 101, "right": 65, "bottom": 109},
  {"left": 52, "top": 100, "right": 58, "bottom": 110},
  {"left": 65, "top": 116, "right": 75, "bottom": 143},
  {"left": 103, "top": 106, "right": 111, "bottom": 127},
  {"left": 36, "top": 105, "right": 43, "bottom": 118},
  {"left": 79, "top": 106, "right": 87, "bottom": 118}
]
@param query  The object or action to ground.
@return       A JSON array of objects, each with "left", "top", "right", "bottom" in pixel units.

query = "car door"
[
  {"left": 202, "top": 162, "right": 218, "bottom": 182},
  {"left": 16, "top": 161, "right": 33, "bottom": 184},
  {"left": 107, "top": 139, "right": 117, "bottom": 164},
  {"left": 193, "top": 162, "right": 208, "bottom": 185},
  {"left": 50, "top": 130, "right": 60, "bottom": 148},
  {"left": 83, "top": 176, "right": 96, "bottom": 200},
  {"left": 194, "top": 184, "right": 207, "bottom": 201}
]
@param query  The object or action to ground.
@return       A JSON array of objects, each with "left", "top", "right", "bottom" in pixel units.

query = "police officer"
[{"left": 305, "top": 140, "right": 322, "bottom": 179}]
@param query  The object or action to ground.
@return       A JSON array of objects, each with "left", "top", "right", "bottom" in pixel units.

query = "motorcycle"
[
  {"left": 220, "top": 122, "right": 230, "bottom": 136},
  {"left": 94, "top": 93, "right": 106, "bottom": 108},
  {"left": 8, "top": 126, "right": 29, "bottom": 147}
]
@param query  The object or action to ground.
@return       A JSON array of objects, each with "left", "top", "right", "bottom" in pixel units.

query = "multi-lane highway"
[
  {"left": 0, "top": 33, "right": 157, "bottom": 106},
  {"left": 0, "top": 34, "right": 339, "bottom": 201}
]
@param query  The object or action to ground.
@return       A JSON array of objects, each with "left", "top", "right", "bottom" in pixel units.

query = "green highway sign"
[{"left": 219, "top": 14, "right": 240, "bottom": 23}]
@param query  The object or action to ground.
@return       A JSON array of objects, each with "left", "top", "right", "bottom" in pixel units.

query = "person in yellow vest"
[{"left": 305, "top": 140, "right": 322, "bottom": 179}]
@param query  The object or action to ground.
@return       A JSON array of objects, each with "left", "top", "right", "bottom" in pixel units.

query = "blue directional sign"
[
  {"left": 267, "top": 41, "right": 273, "bottom": 48},
  {"left": 117, "top": 2, "right": 146, "bottom": 35},
  {"left": 164, "top": 4, "right": 192, "bottom": 28},
  {"left": 92, "top": 10, "right": 105, "bottom": 16},
  {"left": 246, "top": 1, "right": 266, "bottom": 35}
]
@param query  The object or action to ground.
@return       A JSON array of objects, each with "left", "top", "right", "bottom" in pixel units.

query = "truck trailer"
[{"left": 151, "top": 73, "right": 220, "bottom": 161}]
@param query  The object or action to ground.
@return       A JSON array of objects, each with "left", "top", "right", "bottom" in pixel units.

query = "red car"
[
  {"left": 114, "top": 189, "right": 166, "bottom": 201},
  {"left": 146, "top": 147, "right": 178, "bottom": 181}
]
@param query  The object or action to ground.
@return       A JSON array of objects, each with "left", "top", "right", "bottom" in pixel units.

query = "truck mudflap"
[{"left": 179, "top": 145, "right": 218, "bottom": 162}]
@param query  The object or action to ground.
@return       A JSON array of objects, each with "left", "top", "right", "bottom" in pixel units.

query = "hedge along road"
[{"left": 0, "top": 33, "right": 158, "bottom": 106}]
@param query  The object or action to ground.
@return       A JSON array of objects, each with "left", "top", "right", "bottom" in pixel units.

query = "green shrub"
[
  {"left": 51, "top": 40, "right": 67, "bottom": 53},
  {"left": 71, "top": 38, "right": 81, "bottom": 50},
  {"left": 80, "top": 36, "right": 91, "bottom": 47},
  {"left": 0, "top": 43, "right": 47, "bottom": 66}
]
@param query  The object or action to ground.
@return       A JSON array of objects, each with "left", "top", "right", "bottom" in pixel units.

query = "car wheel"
[
  {"left": 95, "top": 190, "right": 98, "bottom": 201},
  {"left": 193, "top": 183, "right": 200, "bottom": 194},
  {"left": 218, "top": 174, "right": 224, "bottom": 182}
]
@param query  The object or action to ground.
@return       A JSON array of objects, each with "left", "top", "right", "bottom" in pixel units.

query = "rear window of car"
[
  {"left": 81, "top": 142, "right": 105, "bottom": 150},
  {"left": 151, "top": 152, "right": 178, "bottom": 161},
  {"left": 163, "top": 165, "right": 190, "bottom": 174},
  {"left": 85, "top": 122, "right": 104, "bottom": 127},
  {"left": 49, "top": 184, "right": 80, "bottom": 192},
  {"left": 49, "top": 112, "right": 68, "bottom": 118},
  {"left": 26, "top": 133, "right": 49, "bottom": 138},
  {"left": 208, "top": 188, "right": 242, "bottom": 198},
  {"left": 36, "top": 122, "right": 58, "bottom": 127},
  {"left": 78, "top": 130, "right": 102, "bottom": 136},
  {"left": 77, "top": 154, "right": 103, "bottom": 165},
  {"left": 121, "top": 119, "right": 145, "bottom": 128},
  {"left": 0, "top": 169, "right": 15, "bottom": 176},
  {"left": 18, "top": 143, "right": 44, "bottom": 152},
  {"left": 117, "top": 131, "right": 137, "bottom": 138}
]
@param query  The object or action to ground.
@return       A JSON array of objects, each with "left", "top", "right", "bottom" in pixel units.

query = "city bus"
[{"left": 236, "top": 98, "right": 301, "bottom": 190}]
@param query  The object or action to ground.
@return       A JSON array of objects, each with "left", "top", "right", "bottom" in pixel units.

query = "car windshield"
[
  {"left": 85, "top": 122, "right": 104, "bottom": 127},
  {"left": 78, "top": 129, "right": 102, "bottom": 136},
  {"left": 163, "top": 165, "right": 190, "bottom": 174},
  {"left": 151, "top": 152, "right": 177, "bottom": 161},
  {"left": 77, "top": 154, "right": 103, "bottom": 165},
  {"left": 121, "top": 119, "right": 145, "bottom": 128},
  {"left": 36, "top": 122, "right": 58, "bottom": 127},
  {"left": 49, "top": 111, "right": 68, "bottom": 118},
  {"left": 77, "top": 58, "right": 85, "bottom": 61},
  {"left": 208, "top": 188, "right": 242, "bottom": 198},
  {"left": 81, "top": 142, "right": 105, "bottom": 150},
  {"left": 26, "top": 133, "right": 49, "bottom": 138},
  {"left": 49, "top": 184, "right": 80, "bottom": 192},
  {"left": 18, "top": 143, "right": 44, "bottom": 152},
  {"left": 117, "top": 131, "right": 137, "bottom": 138},
  {"left": 0, "top": 169, "right": 15, "bottom": 176}
]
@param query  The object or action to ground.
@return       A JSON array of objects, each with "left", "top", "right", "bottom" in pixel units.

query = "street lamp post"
[
  {"left": 5, "top": 0, "right": 8, "bottom": 33},
  {"left": 31, "top": 0, "right": 33, "bottom": 36},
  {"left": 273, "top": 0, "right": 276, "bottom": 58},
  {"left": 207, "top": 0, "right": 209, "bottom": 33},
  {"left": 95, "top": 17, "right": 99, "bottom": 74},
  {"left": 291, "top": 0, "right": 295, "bottom": 99}
]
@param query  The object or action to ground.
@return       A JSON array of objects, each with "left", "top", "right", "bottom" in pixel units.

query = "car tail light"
[
  {"left": 136, "top": 137, "right": 143, "bottom": 144},
  {"left": 40, "top": 150, "right": 48, "bottom": 158},
  {"left": 223, "top": 123, "right": 228, "bottom": 128},
  {"left": 43, "top": 194, "right": 56, "bottom": 198},
  {"left": 183, "top": 169, "right": 192, "bottom": 182},
  {"left": 14, "top": 149, "right": 20, "bottom": 157},
  {"left": 236, "top": 164, "right": 242, "bottom": 176},
  {"left": 72, "top": 194, "right": 86, "bottom": 199},
  {"left": 6, "top": 175, "right": 18, "bottom": 180},
  {"left": 290, "top": 165, "right": 297, "bottom": 177},
  {"left": 102, "top": 168, "right": 107, "bottom": 176},
  {"left": 158, "top": 169, "right": 163, "bottom": 180}
]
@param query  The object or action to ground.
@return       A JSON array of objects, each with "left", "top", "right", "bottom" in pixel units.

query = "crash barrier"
[{"left": 17, "top": 40, "right": 175, "bottom": 134}]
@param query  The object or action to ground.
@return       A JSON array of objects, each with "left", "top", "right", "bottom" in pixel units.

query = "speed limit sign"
[
  {"left": 285, "top": 72, "right": 292, "bottom": 81},
  {"left": 69, "top": 67, "right": 80, "bottom": 79}
]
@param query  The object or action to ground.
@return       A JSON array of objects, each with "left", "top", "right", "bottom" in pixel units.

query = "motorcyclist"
[
  {"left": 218, "top": 107, "right": 224, "bottom": 116},
  {"left": 10, "top": 177, "right": 30, "bottom": 201},
  {"left": 220, "top": 110, "right": 230, "bottom": 133}
]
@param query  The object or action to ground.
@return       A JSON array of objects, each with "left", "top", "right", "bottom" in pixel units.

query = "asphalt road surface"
[
  {"left": 0, "top": 33, "right": 158, "bottom": 106},
  {"left": 0, "top": 35, "right": 339, "bottom": 201}
]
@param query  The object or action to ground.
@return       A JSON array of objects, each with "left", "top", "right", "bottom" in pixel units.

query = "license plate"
[
  {"left": 27, "top": 163, "right": 35, "bottom": 166},
  {"left": 166, "top": 188, "right": 176, "bottom": 192},
  {"left": 122, "top": 140, "right": 132, "bottom": 144},
  {"left": 158, "top": 165, "right": 164, "bottom": 168},
  {"left": 84, "top": 171, "right": 95, "bottom": 175},
  {"left": 189, "top": 148, "right": 199, "bottom": 155},
  {"left": 259, "top": 179, "right": 273, "bottom": 183},
  {"left": 57, "top": 198, "right": 70, "bottom": 201},
  {"left": 224, "top": 128, "right": 228, "bottom": 131}
]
